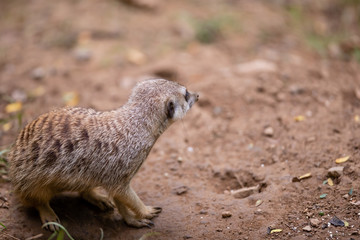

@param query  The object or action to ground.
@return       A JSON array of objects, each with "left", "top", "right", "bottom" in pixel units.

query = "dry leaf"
[
  {"left": 5, "top": 102, "right": 22, "bottom": 113},
  {"left": 327, "top": 178, "right": 334, "bottom": 186},
  {"left": 355, "top": 115, "right": 360, "bottom": 123},
  {"left": 294, "top": 115, "right": 305, "bottom": 122},
  {"left": 299, "top": 172, "right": 312, "bottom": 179},
  {"left": 335, "top": 156, "right": 350, "bottom": 164},
  {"left": 63, "top": 92, "right": 79, "bottom": 107},
  {"left": 29, "top": 86, "right": 46, "bottom": 98},
  {"left": 270, "top": 229, "right": 282, "bottom": 233},
  {"left": 126, "top": 49, "right": 146, "bottom": 65},
  {"left": 77, "top": 31, "right": 92, "bottom": 45},
  {"left": 255, "top": 199, "right": 263, "bottom": 207},
  {"left": 2, "top": 122, "right": 12, "bottom": 132}
]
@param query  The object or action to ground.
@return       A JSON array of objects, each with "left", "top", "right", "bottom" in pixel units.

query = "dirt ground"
[{"left": 1, "top": 0, "right": 360, "bottom": 239}]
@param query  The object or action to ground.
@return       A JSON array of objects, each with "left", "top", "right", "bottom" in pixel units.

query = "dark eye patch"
[{"left": 185, "top": 90, "right": 190, "bottom": 102}]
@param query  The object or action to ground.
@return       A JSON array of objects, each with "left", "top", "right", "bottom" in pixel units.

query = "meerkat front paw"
[
  {"left": 144, "top": 206, "right": 162, "bottom": 219},
  {"left": 37, "top": 204, "right": 61, "bottom": 232}
]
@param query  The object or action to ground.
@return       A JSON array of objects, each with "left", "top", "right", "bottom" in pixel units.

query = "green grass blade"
[
  {"left": 0, "top": 222, "right": 6, "bottom": 231},
  {"left": 43, "top": 222, "right": 75, "bottom": 240},
  {"left": 56, "top": 229, "right": 64, "bottom": 240},
  {"left": 99, "top": 228, "right": 104, "bottom": 240}
]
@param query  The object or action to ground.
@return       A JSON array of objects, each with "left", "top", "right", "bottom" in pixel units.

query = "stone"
[
  {"left": 303, "top": 225, "right": 312, "bottom": 232},
  {"left": 73, "top": 48, "right": 92, "bottom": 62},
  {"left": 31, "top": 67, "right": 46, "bottom": 80},
  {"left": 199, "top": 210, "right": 208, "bottom": 214},
  {"left": 230, "top": 185, "right": 259, "bottom": 199},
  {"left": 263, "top": 126, "right": 274, "bottom": 137},
  {"left": 310, "top": 218, "right": 321, "bottom": 227},
  {"left": 174, "top": 186, "right": 189, "bottom": 195},
  {"left": 327, "top": 166, "right": 344, "bottom": 178},
  {"left": 237, "top": 59, "right": 277, "bottom": 74},
  {"left": 222, "top": 211, "right": 232, "bottom": 218}
]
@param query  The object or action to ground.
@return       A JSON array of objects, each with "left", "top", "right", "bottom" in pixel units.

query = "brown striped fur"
[{"left": 9, "top": 79, "right": 199, "bottom": 231}]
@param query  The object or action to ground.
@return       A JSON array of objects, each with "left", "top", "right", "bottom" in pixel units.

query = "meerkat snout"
[{"left": 9, "top": 78, "right": 198, "bottom": 231}]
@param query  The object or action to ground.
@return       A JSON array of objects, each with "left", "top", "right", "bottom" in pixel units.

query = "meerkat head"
[{"left": 128, "top": 78, "right": 199, "bottom": 122}]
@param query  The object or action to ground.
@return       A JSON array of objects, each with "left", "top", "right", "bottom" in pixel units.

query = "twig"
[
  {"left": 0, "top": 232, "right": 21, "bottom": 240},
  {"left": 25, "top": 234, "right": 44, "bottom": 240}
]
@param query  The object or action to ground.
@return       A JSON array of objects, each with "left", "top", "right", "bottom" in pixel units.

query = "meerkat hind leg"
[
  {"left": 113, "top": 187, "right": 162, "bottom": 228},
  {"left": 116, "top": 201, "right": 154, "bottom": 228},
  {"left": 80, "top": 188, "right": 114, "bottom": 211}
]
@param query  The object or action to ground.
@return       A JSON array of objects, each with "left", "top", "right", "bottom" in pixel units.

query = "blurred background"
[{"left": 0, "top": 0, "right": 360, "bottom": 239}]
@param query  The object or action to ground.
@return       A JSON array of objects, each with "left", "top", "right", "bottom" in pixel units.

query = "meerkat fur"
[{"left": 9, "top": 78, "right": 199, "bottom": 231}]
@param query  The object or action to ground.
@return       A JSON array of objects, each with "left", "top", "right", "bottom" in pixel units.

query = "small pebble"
[
  {"left": 11, "top": 89, "right": 27, "bottom": 102},
  {"left": 31, "top": 67, "right": 46, "bottom": 80},
  {"left": 263, "top": 126, "right": 274, "bottom": 137},
  {"left": 310, "top": 218, "right": 321, "bottom": 227},
  {"left": 303, "top": 225, "right": 312, "bottom": 232},
  {"left": 327, "top": 166, "right": 344, "bottom": 178},
  {"left": 222, "top": 211, "right": 232, "bottom": 218},
  {"left": 174, "top": 186, "right": 189, "bottom": 195},
  {"left": 73, "top": 48, "right": 92, "bottom": 62},
  {"left": 199, "top": 210, "right": 208, "bottom": 214}
]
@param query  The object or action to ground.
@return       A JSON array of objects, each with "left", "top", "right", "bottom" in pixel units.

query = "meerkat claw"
[
  {"left": 154, "top": 207, "right": 162, "bottom": 212},
  {"left": 144, "top": 206, "right": 162, "bottom": 219},
  {"left": 125, "top": 218, "right": 154, "bottom": 228}
]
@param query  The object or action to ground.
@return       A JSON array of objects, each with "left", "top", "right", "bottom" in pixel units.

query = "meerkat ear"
[{"left": 167, "top": 100, "right": 175, "bottom": 119}]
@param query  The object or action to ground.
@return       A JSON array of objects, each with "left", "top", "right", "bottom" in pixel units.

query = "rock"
[
  {"left": 120, "top": 0, "right": 159, "bottom": 10},
  {"left": 31, "top": 67, "right": 46, "bottom": 80},
  {"left": 230, "top": 185, "right": 260, "bottom": 199},
  {"left": 183, "top": 235, "right": 192, "bottom": 239},
  {"left": 289, "top": 85, "right": 305, "bottom": 95},
  {"left": 343, "top": 194, "right": 349, "bottom": 199},
  {"left": 263, "top": 126, "right": 274, "bottom": 137},
  {"left": 310, "top": 218, "right": 321, "bottom": 228},
  {"left": 174, "top": 186, "right": 189, "bottom": 195},
  {"left": 237, "top": 59, "right": 277, "bottom": 74},
  {"left": 199, "top": 210, "right": 208, "bottom": 214},
  {"left": 329, "top": 216, "right": 345, "bottom": 227},
  {"left": 73, "top": 48, "right": 92, "bottom": 62},
  {"left": 327, "top": 166, "right": 344, "bottom": 178},
  {"left": 222, "top": 211, "right": 232, "bottom": 218},
  {"left": 11, "top": 89, "right": 27, "bottom": 102},
  {"left": 302, "top": 225, "right": 312, "bottom": 232}
]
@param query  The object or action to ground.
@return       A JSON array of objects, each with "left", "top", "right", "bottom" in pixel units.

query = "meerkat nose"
[{"left": 195, "top": 93, "right": 199, "bottom": 101}]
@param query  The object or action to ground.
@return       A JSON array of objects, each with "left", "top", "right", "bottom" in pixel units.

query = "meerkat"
[{"left": 8, "top": 78, "right": 199, "bottom": 231}]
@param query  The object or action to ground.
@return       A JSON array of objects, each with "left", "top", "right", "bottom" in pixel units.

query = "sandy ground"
[{"left": 0, "top": 0, "right": 360, "bottom": 239}]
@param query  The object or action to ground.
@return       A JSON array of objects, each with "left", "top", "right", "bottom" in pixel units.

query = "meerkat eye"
[{"left": 185, "top": 90, "right": 190, "bottom": 102}]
